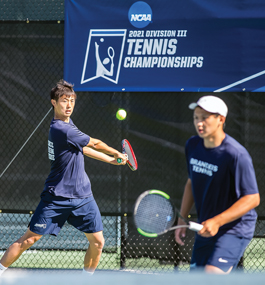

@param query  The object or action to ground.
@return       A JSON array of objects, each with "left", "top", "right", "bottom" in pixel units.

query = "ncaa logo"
[{"left": 128, "top": 1, "right": 152, "bottom": 28}]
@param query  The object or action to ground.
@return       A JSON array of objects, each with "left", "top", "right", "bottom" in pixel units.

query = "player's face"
[
  {"left": 52, "top": 95, "right": 75, "bottom": 122},
  {"left": 193, "top": 107, "right": 223, "bottom": 139}
]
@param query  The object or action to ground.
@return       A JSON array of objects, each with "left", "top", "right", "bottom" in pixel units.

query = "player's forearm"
[
  {"left": 94, "top": 142, "right": 119, "bottom": 156},
  {"left": 83, "top": 146, "right": 118, "bottom": 165},
  {"left": 212, "top": 193, "right": 260, "bottom": 227},
  {"left": 87, "top": 138, "right": 119, "bottom": 156}
]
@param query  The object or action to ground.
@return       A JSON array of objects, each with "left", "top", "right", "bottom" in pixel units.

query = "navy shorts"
[
  {"left": 190, "top": 233, "right": 251, "bottom": 272},
  {"left": 29, "top": 193, "right": 103, "bottom": 236}
]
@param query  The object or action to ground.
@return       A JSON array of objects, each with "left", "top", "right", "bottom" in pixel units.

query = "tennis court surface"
[{"left": 0, "top": 269, "right": 265, "bottom": 285}]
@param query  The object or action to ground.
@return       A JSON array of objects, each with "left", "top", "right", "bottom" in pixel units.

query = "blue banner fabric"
[{"left": 64, "top": 0, "right": 265, "bottom": 92}]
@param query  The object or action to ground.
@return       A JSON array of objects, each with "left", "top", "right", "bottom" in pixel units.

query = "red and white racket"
[{"left": 117, "top": 139, "right": 138, "bottom": 171}]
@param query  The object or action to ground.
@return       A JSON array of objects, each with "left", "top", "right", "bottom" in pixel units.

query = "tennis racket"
[
  {"left": 117, "top": 139, "right": 138, "bottom": 171},
  {"left": 134, "top": 190, "right": 203, "bottom": 238}
]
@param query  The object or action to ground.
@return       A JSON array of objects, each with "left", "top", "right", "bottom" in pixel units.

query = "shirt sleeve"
[
  {"left": 66, "top": 125, "right": 90, "bottom": 152},
  {"left": 234, "top": 152, "right": 259, "bottom": 196}
]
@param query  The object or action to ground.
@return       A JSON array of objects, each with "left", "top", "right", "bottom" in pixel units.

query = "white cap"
[{"left": 189, "top": 95, "right": 228, "bottom": 117}]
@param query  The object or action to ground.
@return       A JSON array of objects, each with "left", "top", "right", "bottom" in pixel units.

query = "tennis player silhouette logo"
[
  {"left": 95, "top": 42, "right": 114, "bottom": 77},
  {"left": 81, "top": 29, "right": 127, "bottom": 85}
]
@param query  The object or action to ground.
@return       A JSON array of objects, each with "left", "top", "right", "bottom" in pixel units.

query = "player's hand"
[
  {"left": 114, "top": 152, "right": 128, "bottom": 165},
  {"left": 198, "top": 218, "right": 220, "bottom": 237},
  {"left": 175, "top": 227, "right": 187, "bottom": 246},
  {"left": 175, "top": 220, "right": 187, "bottom": 245}
]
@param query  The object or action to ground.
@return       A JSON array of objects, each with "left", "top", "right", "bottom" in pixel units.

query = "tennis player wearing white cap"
[{"left": 175, "top": 95, "right": 260, "bottom": 274}]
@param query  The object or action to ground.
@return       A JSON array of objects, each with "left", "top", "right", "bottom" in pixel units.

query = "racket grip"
[
  {"left": 189, "top": 221, "right": 203, "bottom": 232},
  {"left": 117, "top": 158, "right": 122, "bottom": 163}
]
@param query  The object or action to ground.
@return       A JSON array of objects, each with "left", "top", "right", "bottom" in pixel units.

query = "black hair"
[{"left": 50, "top": 79, "right": 76, "bottom": 102}]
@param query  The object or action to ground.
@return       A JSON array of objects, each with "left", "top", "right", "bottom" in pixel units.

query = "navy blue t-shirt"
[
  {"left": 186, "top": 134, "right": 259, "bottom": 239},
  {"left": 43, "top": 118, "right": 91, "bottom": 198}
]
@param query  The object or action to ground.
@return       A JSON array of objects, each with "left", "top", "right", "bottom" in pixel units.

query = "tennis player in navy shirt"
[
  {"left": 175, "top": 95, "right": 260, "bottom": 274},
  {"left": 0, "top": 80, "right": 128, "bottom": 276}
]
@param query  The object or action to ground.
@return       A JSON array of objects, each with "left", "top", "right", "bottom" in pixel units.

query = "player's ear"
[
  {"left": 220, "top": 115, "right": 226, "bottom": 124},
  {"left": 51, "top": 99, "right": 56, "bottom": 107},
  {"left": 219, "top": 115, "right": 226, "bottom": 128}
]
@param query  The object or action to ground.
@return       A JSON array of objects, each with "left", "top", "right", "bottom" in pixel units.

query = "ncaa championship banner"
[{"left": 64, "top": 0, "right": 265, "bottom": 92}]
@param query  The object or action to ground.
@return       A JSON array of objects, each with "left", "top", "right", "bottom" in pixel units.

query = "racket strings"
[
  {"left": 134, "top": 194, "right": 175, "bottom": 234},
  {"left": 124, "top": 141, "right": 137, "bottom": 169}
]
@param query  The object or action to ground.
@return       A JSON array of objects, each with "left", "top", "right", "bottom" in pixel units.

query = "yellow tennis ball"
[{"left": 116, "top": 109, "right": 127, "bottom": 120}]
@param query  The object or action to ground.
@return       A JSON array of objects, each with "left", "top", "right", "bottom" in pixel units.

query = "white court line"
[{"left": 214, "top": 70, "right": 265, "bottom": 92}]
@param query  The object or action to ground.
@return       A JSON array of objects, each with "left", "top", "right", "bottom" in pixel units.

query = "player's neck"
[
  {"left": 54, "top": 113, "right": 70, "bottom": 123},
  {"left": 203, "top": 130, "right": 226, "bottom": 148}
]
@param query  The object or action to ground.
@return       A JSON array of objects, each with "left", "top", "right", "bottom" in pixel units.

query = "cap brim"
[{"left": 189, "top": 103, "right": 198, "bottom": 110}]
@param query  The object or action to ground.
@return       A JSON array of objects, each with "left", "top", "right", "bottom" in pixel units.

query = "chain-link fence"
[{"left": 0, "top": 0, "right": 265, "bottom": 273}]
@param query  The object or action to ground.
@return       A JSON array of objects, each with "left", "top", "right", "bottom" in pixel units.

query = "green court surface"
[
  {"left": 243, "top": 238, "right": 265, "bottom": 272},
  {"left": 7, "top": 250, "right": 177, "bottom": 272},
  {"left": 1, "top": 238, "right": 263, "bottom": 273}
]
